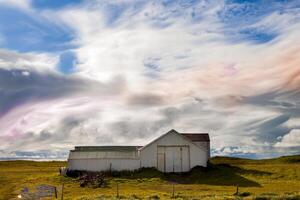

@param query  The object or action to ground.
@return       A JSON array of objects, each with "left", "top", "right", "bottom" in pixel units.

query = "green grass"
[{"left": 0, "top": 155, "right": 299, "bottom": 200}]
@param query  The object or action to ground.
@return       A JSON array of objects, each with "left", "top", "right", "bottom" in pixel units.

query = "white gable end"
[{"left": 140, "top": 130, "right": 208, "bottom": 172}]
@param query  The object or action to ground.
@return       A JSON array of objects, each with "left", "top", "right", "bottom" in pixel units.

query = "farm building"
[{"left": 68, "top": 129, "right": 210, "bottom": 173}]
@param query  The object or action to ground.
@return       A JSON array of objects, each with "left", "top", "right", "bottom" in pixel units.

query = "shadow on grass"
[
  {"left": 67, "top": 162, "right": 272, "bottom": 187},
  {"left": 164, "top": 163, "right": 271, "bottom": 187},
  {"left": 124, "top": 163, "right": 270, "bottom": 187}
]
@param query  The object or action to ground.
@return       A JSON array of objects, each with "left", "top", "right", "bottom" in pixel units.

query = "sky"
[{"left": 0, "top": 0, "right": 300, "bottom": 160}]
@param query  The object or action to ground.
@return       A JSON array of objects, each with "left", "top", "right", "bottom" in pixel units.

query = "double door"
[{"left": 157, "top": 145, "right": 190, "bottom": 172}]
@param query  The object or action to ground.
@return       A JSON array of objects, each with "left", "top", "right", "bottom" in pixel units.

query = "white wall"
[
  {"left": 140, "top": 131, "right": 208, "bottom": 171},
  {"left": 69, "top": 151, "right": 138, "bottom": 159},
  {"left": 194, "top": 141, "right": 210, "bottom": 158},
  {"left": 68, "top": 158, "right": 141, "bottom": 171},
  {"left": 68, "top": 150, "right": 141, "bottom": 171}
]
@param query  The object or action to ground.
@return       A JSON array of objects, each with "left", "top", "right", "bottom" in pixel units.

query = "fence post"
[
  {"left": 116, "top": 182, "right": 119, "bottom": 198},
  {"left": 54, "top": 186, "right": 57, "bottom": 199},
  {"left": 172, "top": 183, "right": 175, "bottom": 198},
  {"left": 236, "top": 185, "right": 239, "bottom": 195}
]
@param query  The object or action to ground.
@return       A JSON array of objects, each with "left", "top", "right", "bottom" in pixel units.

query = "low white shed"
[
  {"left": 68, "top": 146, "right": 141, "bottom": 171},
  {"left": 68, "top": 129, "right": 210, "bottom": 173}
]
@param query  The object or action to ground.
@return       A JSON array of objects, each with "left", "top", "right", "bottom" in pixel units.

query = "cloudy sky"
[{"left": 0, "top": 0, "right": 299, "bottom": 160}]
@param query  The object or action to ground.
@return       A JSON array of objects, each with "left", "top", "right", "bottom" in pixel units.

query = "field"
[{"left": 0, "top": 155, "right": 299, "bottom": 200}]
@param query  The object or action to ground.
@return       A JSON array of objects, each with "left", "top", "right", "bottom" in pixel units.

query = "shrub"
[
  {"left": 66, "top": 169, "right": 83, "bottom": 178},
  {"left": 238, "top": 192, "right": 251, "bottom": 197}
]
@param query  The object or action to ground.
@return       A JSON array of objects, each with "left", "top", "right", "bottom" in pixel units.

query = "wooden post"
[
  {"left": 236, "top": 185, "right": 239, "bottom": 195},
  {"left": 116, "top": 183, "right": 119, "bottom": 198},
  {"left": 54, "top": 186, "right": 57, "bottom": 199},
  {"left": 61, "top": 183, "right": 64, "bottom": 200},
  {"left": 172, "top": 183, "right": 175, "bottom": 198}
]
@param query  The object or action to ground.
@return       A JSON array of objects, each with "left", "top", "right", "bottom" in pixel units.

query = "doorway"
[{"left": 157, "top": 145, "right": 190, "bottom": 172}]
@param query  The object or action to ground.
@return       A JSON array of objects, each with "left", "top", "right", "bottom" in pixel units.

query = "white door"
[
  {"left": 157, "top": 146, "right": 165, "bottom": 172},
  {"left": 181, "top": 146, "right": 190, "bottom": 172},
  {"left": 163, "top": 146, "right": 190, "bottom": 173},
  {"left": 165, "top": 147, "right": 175, "bottom": 172}
]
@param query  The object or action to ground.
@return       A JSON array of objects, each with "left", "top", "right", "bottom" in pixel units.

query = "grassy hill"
[
  {"left": 0, "top": 155, "right": 299, "bottom": 200},
  {"left": 211, "top": 155, "right": 300, "bottom": 164}
]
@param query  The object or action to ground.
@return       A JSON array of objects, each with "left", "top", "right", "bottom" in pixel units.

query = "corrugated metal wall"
[
  {"left": 68, "top": 158, "right": 141, "bottom": 171},
  {"left": 68, "top": 149, "right": 141, "bottom": 171},
  {"left": 69, "top": 151, "right": 138, "bottom": 159}
]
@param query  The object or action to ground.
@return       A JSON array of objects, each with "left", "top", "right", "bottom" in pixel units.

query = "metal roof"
[
  {"left": 73, "top": 146, "right": 139, "bottom": 152},
  {"left": 181, "top": 133, "right": 210, "bottom": 142}
]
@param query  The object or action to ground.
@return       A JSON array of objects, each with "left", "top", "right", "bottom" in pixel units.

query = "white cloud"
[
  {"left": 0, "top": 49, "right": 58, "bottom": 72},
  {"left": 21, "top": 71, "right": 30, "bottom": 76},
  {"left": 0, "top": 0, "right": 32, "bottom": 11},
  {"left": 275, "top": 129, "right": 300, "bottom": 147},
  {"left": 41, "top": 0, "right": 300, "bottom": 96},
  {"left": 0, "top": 150, "right": 16, "bottom": 158}
]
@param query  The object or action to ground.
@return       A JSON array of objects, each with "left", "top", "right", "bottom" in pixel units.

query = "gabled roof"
[
  {"left": 181, "top": 133, "right": 210, "bottom": 142},
  {"left": 140, "top": 129, "right": 209, "bottom": 151},
  {"left": 139, "top": 129, "right": 178, "bottom": 150},
  {"left": 71, "top": 130, "right": 209, "bottom": 153}
]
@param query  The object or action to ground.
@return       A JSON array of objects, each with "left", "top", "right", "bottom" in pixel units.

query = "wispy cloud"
[{"left": 0, "top": 0, "right": 299, "bottom": 159}]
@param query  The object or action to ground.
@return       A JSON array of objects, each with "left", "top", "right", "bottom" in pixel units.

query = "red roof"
[{"left": 181, "top": 133, "right": 210, "bottom": 142}]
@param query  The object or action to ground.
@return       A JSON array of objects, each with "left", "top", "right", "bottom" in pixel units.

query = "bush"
[
  {"left": 66, "top": 169, "right": 83, "bottom": 178},
  {"left": 238, "top": 192, "right": 251, "bottom": 197}
]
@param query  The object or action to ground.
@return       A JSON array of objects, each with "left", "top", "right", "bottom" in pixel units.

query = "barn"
[{"left": 68, "top": 129, "right": 210, "bottom": 173}]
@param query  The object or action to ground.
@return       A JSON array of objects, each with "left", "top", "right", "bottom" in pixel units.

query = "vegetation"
[{"left": 0, "top": 155, "right": 299, "bottom": 200}]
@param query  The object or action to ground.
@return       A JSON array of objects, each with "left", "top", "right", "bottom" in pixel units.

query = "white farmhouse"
[{"left": 68, "top": 129, "right": 210, "bottom": 173}]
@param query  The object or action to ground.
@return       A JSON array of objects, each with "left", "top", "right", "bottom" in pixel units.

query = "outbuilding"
[{"left": 68, "top": 129, "right": 210, "bottom": 173}]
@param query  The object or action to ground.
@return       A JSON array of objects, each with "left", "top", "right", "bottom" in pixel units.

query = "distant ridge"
[{"left": 210, "top": 155, "right": 300, "bottom": 164}]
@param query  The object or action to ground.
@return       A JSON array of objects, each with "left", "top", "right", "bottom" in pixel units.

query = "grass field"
[{"left": 0, "top": 155, "right": 299, "bottom": 200}]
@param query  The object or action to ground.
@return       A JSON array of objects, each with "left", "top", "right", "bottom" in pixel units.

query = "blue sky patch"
[
  {"left": 57, "top": 51, "right": 77, "bottom": 74},
  {"left": 32, "top": 0, "right": 83, "bottom": 9},
  {"left": 0, "top": 6, "right": 75, "bottom": 52},
  {"left": 239, "top": 28, "right": 277, "bottom": 43}
]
